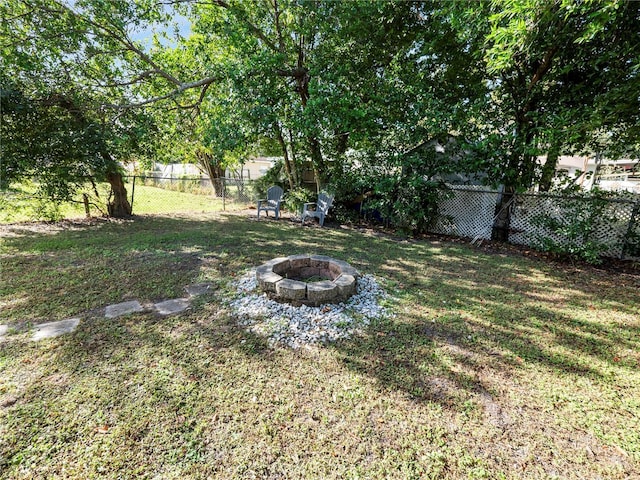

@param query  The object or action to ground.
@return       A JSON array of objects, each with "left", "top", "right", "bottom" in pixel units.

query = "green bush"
[
  {"left": 254, "top": 160, "right": 287, "bottom": 199},
  {"left": 371, "top": 175, "right": 450, "bottom": 235},
  {"left": 531, "top": 189, "right": 621, "bottom": 264},
  {"left": 32, "top": 198, "right": 65, "bottom": 222},
  {"left": 283, "top": 187, "right": 315, "bottom": 215},
  {"left": 327, "top": 165, "right": 374, "bottom": 224}
]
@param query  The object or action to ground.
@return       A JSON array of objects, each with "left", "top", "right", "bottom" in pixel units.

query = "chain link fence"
[
  {"left": 129, "top": 175, "right": 258, "bottom": 213},
  {"left": 431, "top": 185, "right": 640, "bottom": 260},
  {"left": 2, "top": 176, "right": 639, "bottom": 261},
  {"left": 0, "top": 176, "right": 259, "bottom": 223}
]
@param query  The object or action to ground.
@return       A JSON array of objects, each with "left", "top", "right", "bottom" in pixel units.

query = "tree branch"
[
  {"left": 276, "top": 67, "right": 307, "bottom": 78},
  {"left": 93, "top": 70, "right": 164, "bottom": 88},
  {"left": 162, "top": 0, "right": 280, "bottom": 52},
  {"left": 272, "top": 0, "right": 286, "bottom": 53},
  {"left": 172, "top": 81, "right": 212, "bottom": 110},
  {"left": 104, "top": 75, "right": 221, "bottom": 109},
  {"left": 47, "top": 0, "right": 183, "bottom": 87},
  {"left": 528, "top": 45, "right": 559, "bottom": 92}
]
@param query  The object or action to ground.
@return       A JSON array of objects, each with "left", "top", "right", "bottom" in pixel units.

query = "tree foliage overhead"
[
  {"left": 474, "top": 0, "right": 640, "bottom": 190},
  {"left": 1, "top": 0, "right": 639, "bottom": 225},
  {"left": 0, "top": 0, "right": 170, "bottom": 215}
]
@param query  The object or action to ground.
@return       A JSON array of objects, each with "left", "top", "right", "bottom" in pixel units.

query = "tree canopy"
[{"left": 1, "top": 0, "right": 639, "bottom": 222}]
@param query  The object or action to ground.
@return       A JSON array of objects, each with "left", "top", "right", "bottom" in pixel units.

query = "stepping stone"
[
  {"left": 154, "top": 298, "right": 190, "bottom": 316},
  {"left": 0, "top": 325, "right": 8, "bottom": 337},
  {"left": 32, "top": 318, "right": 80, "bottom": 341},
  {"left": 184, "top": 283, "right": 214, "bottom": 297},
  {"left": 105, "top": 300, "right": 144, "bottom": 319}
]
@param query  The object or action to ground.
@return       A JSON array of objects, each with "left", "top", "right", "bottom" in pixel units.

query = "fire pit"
[{"left": 256, "top": 255, "right": 359, "bottom": 306}]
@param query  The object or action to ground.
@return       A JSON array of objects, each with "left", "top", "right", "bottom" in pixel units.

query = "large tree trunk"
[
  {"left": 308, "top": 137, "right": 326, "bottom": 192},
  {"left": 197, "top": 150, "right": 225, "bottom": 197},
  {"left": 106, "top": 169, "right": 132, "bottom": 217},
  {"left": 275, "top": 124, "right": 296, "bottom": 189},
  {"left": 491, "top": 186, "right": 514, "bottom": 241},
  {"left": 288, "top": 128, "right": 300, "bottom": 186},
  {"left": 290, "top": 51, "right": 328, "bottom": 191},
  {"left": 100, "top": 149, "right": 132, "bottom": 217},
  {"left": 539, "top": 142, "right": 560, "bottom": 192},
  {"left": 491, "top": 113, "right": 537, "bottom": 241}
]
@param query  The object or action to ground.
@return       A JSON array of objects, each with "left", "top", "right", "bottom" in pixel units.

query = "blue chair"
[
  {"left": 301, "top": 192, "right": 334, "bottom": 227},
  {"left": 257, "top": 186, "right": 284, "bottom": 219}
]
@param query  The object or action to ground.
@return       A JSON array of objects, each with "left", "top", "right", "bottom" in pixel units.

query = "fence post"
[
  {"left": 130, "top": 176, "right": 136, "bottom": 213},
  {"left": 83, "top": 193, "right": 90, "bottom": 218}
]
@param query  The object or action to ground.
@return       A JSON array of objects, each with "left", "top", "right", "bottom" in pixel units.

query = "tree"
[
  {"left": 3, "top": 0, "right": 638, "bottom": 227},
  {"left": 454, "top": 0, "right": 640, "bottom": 240},
  {"left": 1, "top": 1, "right": 150, "bottom": 215},
  {"left": 182, "top": 0, "right": 434, "bottom": 190},
  {"left": 2, "top": 0, "right": 481, "bottom": 203},
  {"left": 0, "top": 72, "right": 155, "bottom": 215}
]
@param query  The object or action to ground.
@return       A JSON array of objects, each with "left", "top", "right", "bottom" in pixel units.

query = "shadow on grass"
[
  {"left": 0, "top": 303, "right": 287, "bottom": 474},
  {"left": 335, "top": 240, "right": 637, "bottom": 405},
  {"left": 2, "top": 213, "right": 639, "bottom": 405}
]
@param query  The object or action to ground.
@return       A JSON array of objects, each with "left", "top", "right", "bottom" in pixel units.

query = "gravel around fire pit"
[{"left": 229, "top": 270, "right": 391, "bottom": 349}]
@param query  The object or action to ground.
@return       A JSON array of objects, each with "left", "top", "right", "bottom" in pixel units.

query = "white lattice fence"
[
  {"left": 509, "top": 194, "right": 638, "bottom": 258},
  {"left": 432, "top": 185, "right": 501, "bottom": 240},
  {"left": 430, "top": 186, "right": 640, "bottom": 260}
]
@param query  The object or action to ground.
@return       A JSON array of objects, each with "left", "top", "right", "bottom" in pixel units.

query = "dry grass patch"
[{"left": 0, "top": 213, "right": 638, "bottom": 479}]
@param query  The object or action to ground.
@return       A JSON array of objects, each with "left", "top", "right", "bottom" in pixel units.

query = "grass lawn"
[
  {"left": 1, "top": 212, "right": 639, "bottom": 479},
  {"left": 0, "top": 183, "right": 233, "bottom": 223}
]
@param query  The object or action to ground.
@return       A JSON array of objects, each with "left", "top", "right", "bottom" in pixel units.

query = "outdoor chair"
[
  {"left": 301, "top": 192, "right": 334, "bottom": 227},
  {"left": 257, "top": 185, "right": 284, "bottom": 219}
]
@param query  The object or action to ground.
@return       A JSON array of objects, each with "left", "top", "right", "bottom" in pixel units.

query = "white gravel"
[{"left": 228, "top": 270, "right": 391, "bottom": 349}]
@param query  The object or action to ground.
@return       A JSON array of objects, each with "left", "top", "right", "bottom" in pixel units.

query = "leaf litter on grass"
[{"left": 0, "top": 212, "right": 638, "bottom": 479}]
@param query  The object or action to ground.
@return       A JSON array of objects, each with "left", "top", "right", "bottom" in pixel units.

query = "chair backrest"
[
  {"left": 267, "top": 186, "right": 284, "bottom": 202},
  {"left": 317, "top": 192, "right": 334, "bottom": 213}
]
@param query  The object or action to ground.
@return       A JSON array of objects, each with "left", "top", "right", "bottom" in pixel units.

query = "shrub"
[
  {"left": 327, "top": 165, "right": 374, "bottom": 224},
  {"left": 254, "top": 160, "right": 287, "bottom": 199},
  {"left": 283, "top": 187, "right": 315, "bottom": 215},
  {"left": 530, "top": 189, "right": 623, "bottom": 264},
  {"left": 371, "top": 175, "right": 451, "bottom": 235},
  {"left": 32, "top": 198, "right": 65, "bottom": 222}
]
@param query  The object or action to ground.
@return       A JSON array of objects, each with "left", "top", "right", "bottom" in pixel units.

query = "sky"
[
  {"left": 62, "top": 0, "right": 191, "bottom": 48},
  {"left": 130, "top": 9, "right": 192, "bottom": 49}
]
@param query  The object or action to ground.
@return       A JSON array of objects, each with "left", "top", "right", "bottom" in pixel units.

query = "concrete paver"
[
  {"left": 105, "top": 300, "right": 145, "bottom": 319},
  {"left": 184, "top": 283, "right": 214, "bottom": 297},
  {"left": 32, "top": 318, "right": 80, "bottom": 341},
  {"left": 7, "top": 282, "right": 205, "bottom": 344},
  {"left": 154, "top": 298, "right": 190, "bottom": 316}
]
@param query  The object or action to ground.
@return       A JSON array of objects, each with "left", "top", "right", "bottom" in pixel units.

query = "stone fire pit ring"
[{"left": 256, "top": 255, "right": 359, "bottom": 306}]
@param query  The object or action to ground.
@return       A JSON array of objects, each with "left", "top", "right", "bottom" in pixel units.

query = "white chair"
[
  {"left": 257, "top": 186, "right": 284, "bottom": 219},
  {"left": 301, "top": 192, "right": 334, "bottom": 227}
]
